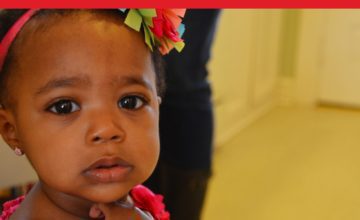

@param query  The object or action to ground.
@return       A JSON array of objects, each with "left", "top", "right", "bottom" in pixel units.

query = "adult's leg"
[{"left": 144, "top": 9, "right": 221, "bottom": 220}]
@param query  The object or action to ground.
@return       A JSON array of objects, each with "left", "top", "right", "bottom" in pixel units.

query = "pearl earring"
[
  {"left": 157, "top": 96, "right": 162, "bottom": 104},
  {"left": 14, "top": 147, "right": 23, "bottom": 156}
]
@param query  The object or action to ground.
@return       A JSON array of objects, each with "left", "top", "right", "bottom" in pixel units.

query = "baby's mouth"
[
  {"left": 83, "top": 157, "right": 133, "bottom": 183},
  {"left": 96, "top": 164, "right": 119, "bottom": 169}
]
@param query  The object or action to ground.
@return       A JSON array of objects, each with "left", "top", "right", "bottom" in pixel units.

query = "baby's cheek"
[
  {"left": 132, "top": 117, "right": 160, "bottom": 178},
  {"left": 132, "top": 138, "right": 159, "bottom": 181},
  {"left": 23, "top": 140, "right": 79, "bottom": 187}
]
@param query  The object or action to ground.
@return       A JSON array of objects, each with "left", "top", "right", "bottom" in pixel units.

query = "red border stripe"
[{"left": 2, "top": 0, "right": 360, "bottom": 8}]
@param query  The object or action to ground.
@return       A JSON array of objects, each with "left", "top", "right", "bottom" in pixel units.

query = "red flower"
[
  {"left": 130, "top": 185, "right": 170, "bottom": 220},
  {"left": 151, "top": 9, "right": 181, "bottom": 43}
]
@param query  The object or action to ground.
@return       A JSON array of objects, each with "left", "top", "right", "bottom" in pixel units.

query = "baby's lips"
[
  {"left": 83, "top": 156, "right": 134, "bottom": 183},
  {"left": 85, "top": 156, "right": 132, "bottom": 171}
]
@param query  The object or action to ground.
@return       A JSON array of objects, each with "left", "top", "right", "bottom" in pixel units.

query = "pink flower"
[{"left": 130, "top": 185, "right": 170, "bottom": 220}]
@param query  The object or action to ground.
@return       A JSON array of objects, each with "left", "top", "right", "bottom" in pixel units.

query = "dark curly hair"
[{"left": 0, "top": 9, "right": 165, "bottom": 107}]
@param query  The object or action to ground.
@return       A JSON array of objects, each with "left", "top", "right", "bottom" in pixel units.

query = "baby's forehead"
[
  {"left": 29, "top": 10, "right": 125, "bottom": 24},
  {"left": 16, "top": 10, "right": 149, "bottom": 65},
  {"left": 10, "top": 10, "right": 154, "bottom": 87},
  {"left": 21, "top": 10, "right": 127, "bottom": 40}
]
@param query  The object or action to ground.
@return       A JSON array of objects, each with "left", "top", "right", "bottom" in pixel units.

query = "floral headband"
[{"left": 0, "top": 9, "right": 186, "bottom": 72}]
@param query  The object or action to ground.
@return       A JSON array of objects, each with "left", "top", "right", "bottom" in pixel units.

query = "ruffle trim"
[
  {"left": 0, "top": 195, "right": 25, "bottom": 220},
  {"left": 0, "top": 185, "right": 169, "bottom": 220}
]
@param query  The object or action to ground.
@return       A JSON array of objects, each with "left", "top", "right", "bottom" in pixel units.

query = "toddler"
[{"left": 0, "top": 9, "right": 185, "bottom": 219}]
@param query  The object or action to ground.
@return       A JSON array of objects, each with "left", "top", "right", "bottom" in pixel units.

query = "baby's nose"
[
  {"left": 86, "top": 113, "right": 125, "bottom": 145},
  {"left": 91, "top": 130, "right": 122, "bottom": 144}
]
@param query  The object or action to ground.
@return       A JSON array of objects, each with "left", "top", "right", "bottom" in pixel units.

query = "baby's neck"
[{"left": 13, "top": 182, "right": 94, "bottom": 219}]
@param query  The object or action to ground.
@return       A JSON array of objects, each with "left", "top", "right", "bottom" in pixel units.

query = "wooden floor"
[{"left": 202, "top": 106, "right": 360, "bottom": 220}]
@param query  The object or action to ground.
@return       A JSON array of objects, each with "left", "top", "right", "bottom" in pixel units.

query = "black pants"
[{"left": 144, "top": 9, "right": 221, "bottom": 220}]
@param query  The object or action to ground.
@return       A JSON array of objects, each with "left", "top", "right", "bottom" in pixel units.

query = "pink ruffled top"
[{"left": 0, "top": 185, "right": 169, "bottom": 220}]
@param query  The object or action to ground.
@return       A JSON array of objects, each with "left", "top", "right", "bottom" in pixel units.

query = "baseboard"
[{"left": 214, "top": 99, "right": 275, "bottom": 148}]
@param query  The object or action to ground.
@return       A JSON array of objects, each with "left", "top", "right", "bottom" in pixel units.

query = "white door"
[{"left": 319, "top": 10, "right": 360, "bottom": 107}]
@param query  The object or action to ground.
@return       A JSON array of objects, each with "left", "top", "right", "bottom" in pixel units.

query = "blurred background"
[
  {"left": 1, "top": 9, "right": 360, "bottom": 220},
  {"left": 204, "top": 9, "right": 360, "bottom": 220}
]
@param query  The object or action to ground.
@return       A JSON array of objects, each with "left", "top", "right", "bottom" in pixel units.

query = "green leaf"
[
  {"left": 138, "top": 9, "right": 156, "bottom": 17},
  {"left": 143, "top": 16, "right": 154, "bottom": 27},
  {"left": 174, "top": 41, "right": 185, "bottom": 52},
  {"left": 143, "top": 24, "right": 154, "bottom": 51},
  {"left": 124, "top": 9, "right": 143, "bottom": 31}
]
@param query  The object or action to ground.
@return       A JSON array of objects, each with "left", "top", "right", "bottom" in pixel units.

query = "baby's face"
[{"left": 7, "top": 13, "right": 160, "bottom": 202}]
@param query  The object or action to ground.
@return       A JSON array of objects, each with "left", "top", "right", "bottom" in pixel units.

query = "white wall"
[
  {"left": 294, "top": 10, "right": 360, "bottom": 108},
  {"left": 209, "top": 9, "right": 282, "bottom": 146}
]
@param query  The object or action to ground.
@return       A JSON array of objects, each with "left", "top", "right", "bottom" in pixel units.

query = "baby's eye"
[
  {"left": 47, "top": 99, "right": 80, "bottom": 115},
  {"left": 118, "top": 95, "right": 147, "bottom": 110}
]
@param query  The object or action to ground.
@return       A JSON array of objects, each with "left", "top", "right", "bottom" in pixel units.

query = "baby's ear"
[{"left": 0, "top": 107, "right": 19, "bottom": 150}]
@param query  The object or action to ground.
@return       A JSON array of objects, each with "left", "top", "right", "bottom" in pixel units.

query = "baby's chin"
[{"left": 79, "top": 183, "right": 134, "bottom": 203}]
